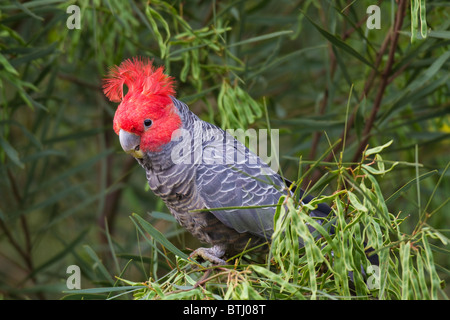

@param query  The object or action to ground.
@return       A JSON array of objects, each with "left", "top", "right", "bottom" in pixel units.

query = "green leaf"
[
  {"left": 385, "top": 170, "right": 437, "bottom": 205},
  {"left": 25, "top": 229, "right": 89, "bottom": 281},
  {"left": 9, "top": 43, "right": 57, "bottom": 68},
  {"left": 0, "top": 135, "right": 24, "bottom": 169},
  {"left": 428, "top": 30, "right": 450, "bottom": 40},
  {"left": 83, "top": 245, "right": 115, "bottom": 285},
  {"left": 11, "top": 0, "right": 44, "bottom": 21},
  {"left": 400, "top": 241, "right": 411, "bottom": 300},
  {"left": 145, "top": 5, "right": 170, "bottom": 58},
  {"left": 365, "top": 140, "right": 393, "bottom": 156},
  {"left": 227, "top": 30, "right": 293, "bottom": 48},
  {"left": 303, "top": 12, "right": 375, "bottom": 69},
  {"left": 63, "top": 285, "right": 142, "bottom": 295},
  {"left": 0, "top": 53, "right": 19, "bottom": 75},
  {"left": 407, "top": 51, "right": 450, "bottom": 93},
  {"left": 131, "top": 213, "right": 189, "bottom": 260},
  {"left": 348, "top": 190, "right": 368, "bottom": 213}
]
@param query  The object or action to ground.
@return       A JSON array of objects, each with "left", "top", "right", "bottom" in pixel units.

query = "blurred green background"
[{"left": 0, "top": 0, "right": 448, "bottom": 299}]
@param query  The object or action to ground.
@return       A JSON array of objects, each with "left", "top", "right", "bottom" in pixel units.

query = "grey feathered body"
[
  {"left": 136, "top": 97, "right": 325, "bottom": 257},
  {"left": 134, "top": 98, "right": 284, "bottom": 254}
]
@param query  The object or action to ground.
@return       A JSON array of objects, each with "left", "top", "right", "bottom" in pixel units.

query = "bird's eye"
[{"left": 143, "top": 119, "right": 153, "bottom": 128}]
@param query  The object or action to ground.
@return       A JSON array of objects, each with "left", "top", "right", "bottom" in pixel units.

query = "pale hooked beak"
[{"left": 119, "top": 129, "right": 144, "bottom": 159}]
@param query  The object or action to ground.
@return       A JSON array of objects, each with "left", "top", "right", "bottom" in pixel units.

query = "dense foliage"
[{"left": 0, "top": 0, "right": 448, "bottom": 299}]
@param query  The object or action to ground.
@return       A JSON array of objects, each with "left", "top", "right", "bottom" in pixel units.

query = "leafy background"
[{"left": 0, "top": 0, "right": 448, "bottom": 299}]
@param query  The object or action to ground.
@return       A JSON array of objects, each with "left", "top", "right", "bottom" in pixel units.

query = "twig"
[
  {"left": 3, "top": 169, "right": 45, "bottom": 298},
  {"left": 352, "top": 0, "right": 407, "bottom": 162},
  {"left": 193, "top": 268, "right": 212, "bottom": 288},
  {"left": 312, "top": 26, "right": 390, "bottom": 175},
  {"left": 310, "top": 0, "right": 408, "bottom": 185},
  {"left": 307, "top": 0, "right": 387, "bottom": 184}
]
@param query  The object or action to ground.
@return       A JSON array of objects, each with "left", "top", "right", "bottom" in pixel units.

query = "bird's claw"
[{"left": 189, "top": 246, "right": 227, "bottom": 265}]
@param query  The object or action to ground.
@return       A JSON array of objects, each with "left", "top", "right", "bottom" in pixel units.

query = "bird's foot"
[{"left": 189, "top": 246, "right": 227, "bottom": 265}]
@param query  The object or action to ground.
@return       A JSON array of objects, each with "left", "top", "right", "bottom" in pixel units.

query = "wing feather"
[
  {"left": 196, "top": 133, "right": 285, "bottom": 241},
  {"left": 195, "top": 122, "right": 333, "bottom": 243}
]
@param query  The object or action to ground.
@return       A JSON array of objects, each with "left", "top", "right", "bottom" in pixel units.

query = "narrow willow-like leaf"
[
  {"left": 131, "top": 213, "right": 189, "bottom": 260},
  {"left": 303, "top": 12, "right": 375, "bottom": 69},
  {"left": 0, "top": 135, "right": 24, "bottom": 168},
  {"left": 400, "top": 241, "right": 411, "bottom": 300},
  {"left": 83, "top": 245, "right": 115, "bottom": 285}
]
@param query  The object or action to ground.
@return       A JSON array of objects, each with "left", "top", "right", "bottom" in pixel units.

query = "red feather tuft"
[{"left": 102, "top": 57, "right": 175, "bottom": 102}]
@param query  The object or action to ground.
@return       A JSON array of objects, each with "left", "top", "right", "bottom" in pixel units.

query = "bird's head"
[{"left": 103, "top": 57, "right": 182, "bottom": 158}]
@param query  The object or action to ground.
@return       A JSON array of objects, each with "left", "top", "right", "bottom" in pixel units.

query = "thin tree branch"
[
  {"left": 307, "top": 0, "right": 392, "bottom": 184},
  {"left": 309, "top": 0, "right": 408, "bottom": 184},
  {"left": 352, "top": 0, "right": 408, "bottom": 162}
]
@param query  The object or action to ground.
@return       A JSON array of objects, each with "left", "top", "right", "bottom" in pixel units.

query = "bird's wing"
[
  {"left": 195, "top": 126, "right": 334, "bottom": 241},
  {"left": 196, "top": 161, "right": 284, "bottom": 241},
  {"left": 194, "top": 131, "right": 286, "bottom": 241}
]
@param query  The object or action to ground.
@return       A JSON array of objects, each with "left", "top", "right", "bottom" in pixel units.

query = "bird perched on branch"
[{"left": 103, "top": 57, "right": 335, "bottom": 265}]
